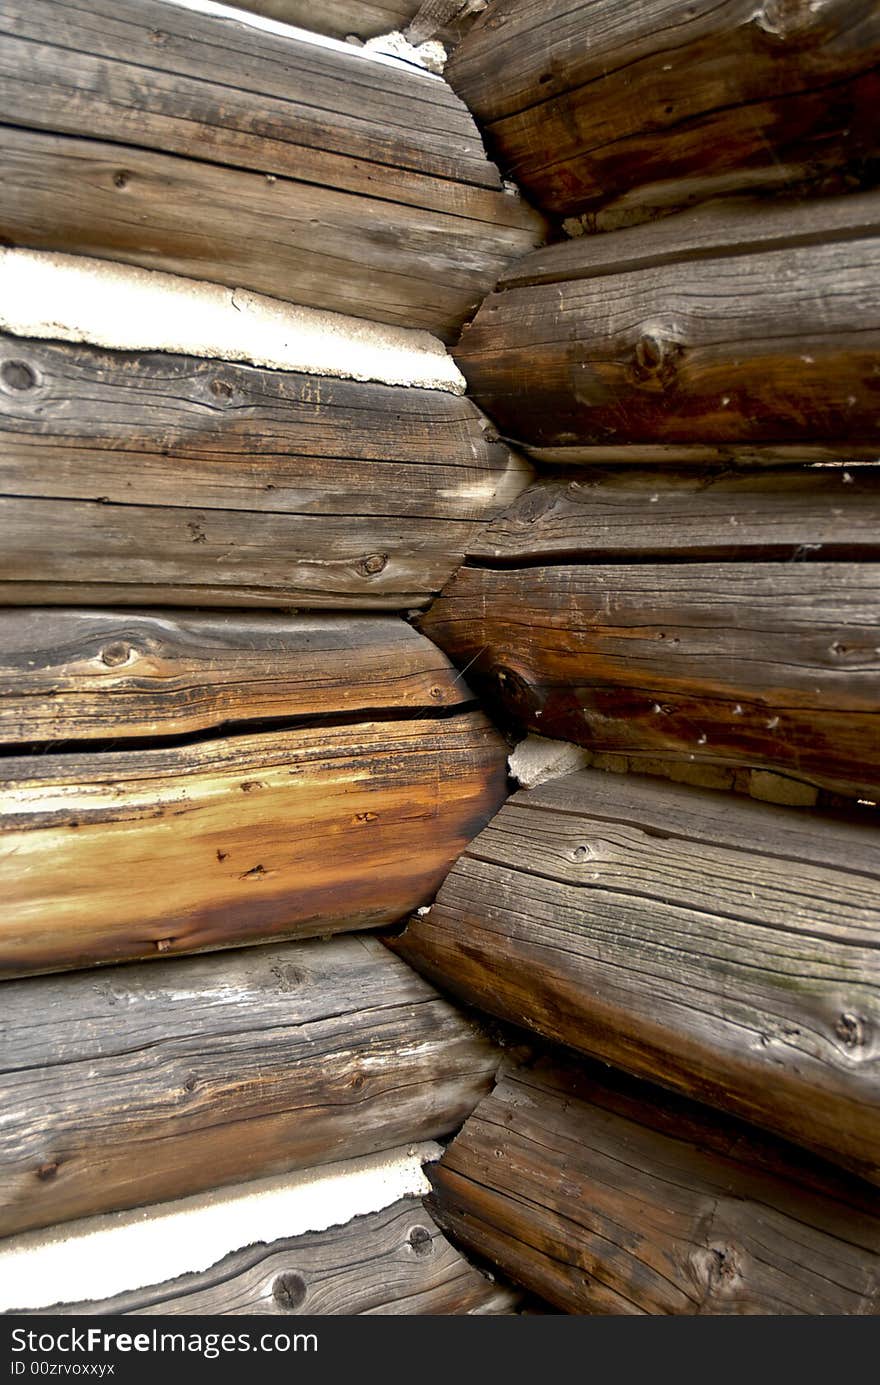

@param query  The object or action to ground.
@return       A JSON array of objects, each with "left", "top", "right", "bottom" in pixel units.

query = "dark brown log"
[
  {"left": 0, "top": 936, "right": 500, "bottom": 1236},
  {"left": 419, "top": 561, "right": 880, "bottom": 799},
  {"left": 447, "top": 0, "right": 880, "bottom": 224},
  {"left": 0, "top": 610, "right": 470, "bottom": 744},
  {"left": 0, "top": 334, "right": 531, "bottom": 609},
  {"left": 0, "top": 1, "right": 544, "bottom": 338},
  {"left": 429, "top": 1060, "right": 880, "bottom": 1314},
  {"left": 0, "top": 711, "right": 507, "bottom": 977},
  {"left": 33, "top": 1200, "right": 517, "bottom": 1316},
  {"left": 393, "top": 769, "right": 880, "bottom": 1182},
  {"left": 468, "top": 467, "right": 880, "bottom": 564},
  {"left": 454, "top": 199, "right": 880, "bottom": 459}
]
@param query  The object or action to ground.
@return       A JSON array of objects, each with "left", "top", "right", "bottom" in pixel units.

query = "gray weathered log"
[
  {"left": 31, "top": 1200, "right": 517, "bottom": 1316},
  {"left": 393, "top": 770, "right": 880, "bottom": 1182},
  {"left": 0, "top": 936, "right": 500, "bottom": 1237},
  {"left": 447, "top": 0, "right": 880, "bottom": 224},
  {"left": 0, "top": 711, "right": 507, "bottom": 976},
  {"left": 429, "top": 1060, "right": 880, "bottom": 1314},
  {"left": 0, "top": 610, "right": 470, "bottom": 743},
  {"left": 0, "top": 334, "right": 531, "bottom": 609},
  {"left": 0, "top": 1, "right": 544, "bottom": 337},
  {"left": 420, "top": 560, "right": 880, "bottom": 799}
]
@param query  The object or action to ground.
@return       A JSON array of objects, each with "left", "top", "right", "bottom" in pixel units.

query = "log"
[
  {"left": 231, "top": 1, "right": 482, "bottom": 47},
  {"left": 393, "top": 769, "right": 880, "bottom": 1181},
  {"left": 419, "top": 561, "right": 880, "bottom": 799},
  {"left": 446, "top": 0, "right": 880, "bottom": 224},
  {"left": 468, "top": 467, "right": 880, "bottom": 564},
  {"left": 454, "top": 198, "right": 880, "bottom": 459},
  {"left": 429, "top": 1060, "right": 880, "bottom": 1314},
  {"left": 34, "top": 1201, "right": 517, "bottom": 1316},
  {"left": 0, "top": 935, "right": 500, "bottom": 1236},
  {"left": 0, "top": 333, "right": 530, "bottom": 609},
  {"left": 0, "top": 710, "right": 507, "bottom": 976},
  {"left": 0, "top": 0, "right": 544, "bottom": 338},
  {"left": 0, "top": 610, "right": 470, "bottom": 744}
]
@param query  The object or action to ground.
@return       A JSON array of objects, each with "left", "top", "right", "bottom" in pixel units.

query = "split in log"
[
  {"left": 454, "top": 193, "right": 880, "bottom": 461},
  {"left": 28, "top": 1200, "right": 516, "bottom": 1316},
  {"left": 0, "top": 0, "right": 544, "bottom": 338},
  {"left": 0, "top": 610, "right": 472, "bottom": 744},
  {"left": 0, "top": 711, "right": 507, "bottom": 976},
  {"left": 429, "top": 1059, "right": 880, "bottom": 1314},
  {"left": 446, "top": 0, "right": 880, "bottom": 224},
  {"left": 419, "top": 560, "right": 880, "bottom": 799},
  {"left": 392, "top": 769, "right": 880, "bottom": 1181},
  {"left": 0, "top": 936, "right": 499, "bottom": 1236},
  {"left": 0, "top": 333, "right": 531, "bottom": 609},
  {"left": 468, "top": 467, "right": 880, "bottom": 565}
]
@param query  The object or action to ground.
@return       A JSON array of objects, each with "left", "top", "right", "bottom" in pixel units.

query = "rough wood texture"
[
  {"left": 232, "top": 1, "right": 483, "bottom": 46},
  {"left": 455, "top": 203, "right": 880, "bottom": 458},
  {"left": 429, "top": 1060, "right": 880, "bottom": 1314},
  {"left": 0, "top": 334, "right": 531, "bottom": 609},
  {"left": 0, "top": 711, "right": 506, "bottom": 977},
  {"left": 0, "top": 936, "right": 500, "bottom": 1236},
  {"left": 447, "top": 0, "right": 880, "bottom": 224},
  {"left": 39, "top": 1200, "right": 517, "bottom": 1316},
  {"left": 0, "top": 611, "right": 470, "bottom": 744},
  {"left": 420, "top": 561, "right": 880, "bottom": 799},
  {"left": 468, "top": 467, "right": 880, "bottom": 563},
  {"left": 393, "top": 770, "right": 880, "bottom": 1182},
  {"left": 0, "top": 1, "right": 544, "bottom": 338}
]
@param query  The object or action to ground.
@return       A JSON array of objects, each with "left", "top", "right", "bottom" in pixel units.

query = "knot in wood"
[
  {"left": 407, "top": 1225, "right": 434, "bottom": 1257},
  {"left": 272, "top": 1272, "right": 307, "bottom": 1311},
  {"left": 1, "top": 359, "right": 37, "bottom": 391},
  {"left": 633, "top": 332, "right": 668, "bottom": 376},
  {"left": 100, "top": 641, "right": 131, "bottom": 667},
  {"left": 210, "top": 377, "right": 233, "bottom": 398},
  {"left": 358, "top": 553, "right": 388, "bottom": 576},
  {"left": 113, "top": 170, "right": 129, "bottom": 189},
  {"left": 836, "top": 1012, "right": 866, "bottom": 1050}
]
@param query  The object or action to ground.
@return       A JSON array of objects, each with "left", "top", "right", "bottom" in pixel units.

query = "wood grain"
[
  {"left": 0, "top": 936, "right": 500, "bottom": 1236},
  {"left": 0, "top": 711, "right": 507, "bottom": 976},
  {"left": 455, "top": 218, "right": 880, "bottom": 457},
  {"left": 0, "top": 333, "right": 531, "bottom": 609},
  {"left": 430, "top": 1060, "right": 880, "bottom": 1314},
  {"left": 35, "top": 1200, "right": 517, "bottom": 1316},
  {"left": 0, "top": 1, "right": 544, "bottom": 337},
  {"left": 420, "top": 561, "right": 880, "bottom": 799},
  {"left": 468, "top": 467, "right": 880, "bottom": 564},
  {"left": 231, "top": 1, "right": 481, "bottom": 47},
  {"left": 447, "top": 0, "right": 880, "bottom": 223},
  {"left": 393, "top": 770, "right": 880, "bottom": 1181},
  {"left": 0, "top": 610, "right": 471, "bottom": 744}
]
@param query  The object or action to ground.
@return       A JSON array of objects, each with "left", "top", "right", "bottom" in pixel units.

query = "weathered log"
[
  {"left": 0, "top": 333, "right": 530, "bottom": 609},
  {"left": 447, "top": 0, "right": 880, "bottom": 224},
  {"left": 420, "top": 561, "right": 880, "bottom": 799},
  {"left": 231, "top": 1, "right": 482, "bottom": 47},
  {"left": 0, "top": 610, "right": 470, "bottom": 744},
  {"left": 33, "top": 1200, "right": 516, "bottom": 1316},
  {"left": 429, "top": 1060, "right": 880, "bottom": 1314},
  {"left": 468, "top": 467, "right": 880, "bottom": 564},
  {"left": 0, "top": 1, "right": 544, "bottom": 338},
  {"left": 393, "top": 769, "right": 880, "bottom": 1181},
  {"left": 0, "top": 711, "right": 507, "bottom": 976},
  {"left": 454, "top": 195, "right": 880, "bottom": 461},
  {"left": 0, "top": 936, "right": 500, "bottom": 1236}
]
